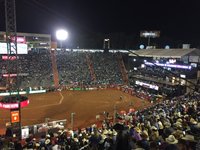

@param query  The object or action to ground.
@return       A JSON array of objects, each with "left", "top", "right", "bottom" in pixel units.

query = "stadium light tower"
[{"left": 56, "top": 29, "right": 68, "bottom": 50}]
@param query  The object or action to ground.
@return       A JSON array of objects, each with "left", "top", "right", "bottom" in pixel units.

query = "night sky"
[{"left": 1, "top": 0, "right": 200, "bottom": 48}]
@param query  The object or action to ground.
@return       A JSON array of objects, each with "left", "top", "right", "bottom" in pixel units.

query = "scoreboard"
[{"left": 0, "top": 43, "right": 28, "bottom": 54}]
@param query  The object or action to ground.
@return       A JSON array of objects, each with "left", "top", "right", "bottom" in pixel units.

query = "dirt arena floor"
[{"left": 0, "top": 89, "right": 151, "bottom": 134}]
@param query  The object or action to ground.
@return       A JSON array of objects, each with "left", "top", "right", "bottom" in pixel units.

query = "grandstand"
[
  {"left": 0, "top": 32, "right": 199, "bottom": 149},
  {"left": 128, "top": 48, "right": 200, "bottom": 97}
]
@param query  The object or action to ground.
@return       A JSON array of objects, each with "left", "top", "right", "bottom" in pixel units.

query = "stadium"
[{"left": 0, "top": 30, "right": 199, "bottom": 150}]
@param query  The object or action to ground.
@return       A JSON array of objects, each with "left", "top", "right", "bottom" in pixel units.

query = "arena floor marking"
[
  {"left": 58, "top": 91, "right": 64, "bottom": 104},
  {"left": 23, "top": 92, "right": 64, "bottom": 109}
]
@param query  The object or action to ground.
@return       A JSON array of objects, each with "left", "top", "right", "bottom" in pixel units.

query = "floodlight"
[{"left": 56, "top": 29, "right": 68, "bottom": 41}]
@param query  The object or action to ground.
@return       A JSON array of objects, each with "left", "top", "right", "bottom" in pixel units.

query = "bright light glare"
[{"left": 56, "top": 29, "right": 68, "bottom": 41}]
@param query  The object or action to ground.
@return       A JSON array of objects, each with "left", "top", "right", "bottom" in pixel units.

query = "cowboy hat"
[
  {"left": 165, "top": 135, "right": 178, "bottom": 144},
  {"left": 182, "top": 134, "right": 197, "bottom": 142},
  {"left": 151, "top": 126, "right": 158, "bottom": 131},
  {"left": 174, "top": 122, "right": 182, "bottom": 129},
  {"left": 103, "top": 129, "right": 108, "bottom": 135},
  {"left": 190, "top": 118, "right": 198, "bottom": 125},
  {"left": 73, "top": 137, "right": 79, "bottom": 142},
  {"left": 158, "top": 121, "right": 164, "bottom": 130},
  {"left": 45, "top": 139, "right": 51, "bottom": 145},
  {"left": 164, "top": 122, "right": 171, "bottom": 128},
  {"left": 141, "top": 130, "right": 149, "bottom": 140},
  {"left": 172, "top": 130, "right": 184, "bottom": 139},
  {"left": 176, "top": 118, "right": 183, "bottom": 123},
  {"left": 113, "top": 130, "right": 117, "bottom": 136},
  {"left": 135, "top": 127, "right": 142, "bottom": 133}
]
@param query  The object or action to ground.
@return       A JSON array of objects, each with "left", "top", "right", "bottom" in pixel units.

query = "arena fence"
[{"left": 21, "top": 119, "right": 67, "bottom": 139}]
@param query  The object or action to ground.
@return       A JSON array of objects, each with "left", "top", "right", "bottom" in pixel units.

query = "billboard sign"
[
  {"left": 140, "top": 31, "right": 160, "bottom": 38},
  {"left": 11, "top": 111, "right": 20, "bottom": 123},
  {"left": 0, "top": 43, "right": 28, "bottom": 54},
  {"left": 0, "top": 43, "right": 7, "bottom": 54},
  {"left": 2, "top": 55, "right": 18, "bottom": 60},
  {"left": 0, "top": 100, "right": 29, "bottom": 109},
  {"left": 21, "top": 128, "right": 29, "bottom": 139},
  {"left": 11, "top": 37, "right": 26, "bottom": 44},
  {"left": 3, "top": 74, "right": 17, "bottom": 77}
]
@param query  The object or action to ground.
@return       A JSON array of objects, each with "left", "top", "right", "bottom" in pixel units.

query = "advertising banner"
[
  {"left": 21, "top": 128, "right": 29, "bottom": 139},
  {"left": 11, "top": 111, "right": 20, "bottom": 123}
]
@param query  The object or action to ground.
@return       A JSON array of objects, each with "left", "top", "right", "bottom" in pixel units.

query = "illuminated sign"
[
  {"left": 191, "top": 63, "right": 197, "bottom": 68},
  {"left": 21, "top": 128, "right": 29, "bottom": 139},
  {"left": 0, "top": 100, "right": 29, "bottom": 109},
  {"left": 2, "top": 55, "right": 18, "bottom": 60},
  {"left": 2, "top": 73, "right": 28, "bottom": 77},
  {"left": 0, "top": 43, "right": 28, "bottom": 54},
  {"left": 169, "top": 59, "right": 176, "bottom": 64},
  {"left": 135, "top": 80, "right": 159, "bottom": 90},
  {"left": 145, "top": 62, "right": 192, "bottom": 69},
  {"left": 3, "top": 74, "right": 17, "bottom": 77},
  {"left": 140, "top": 31, "right": 160, "bottom": 38},
  {"left": 180, "top": 74, "right": 186, "bottom": 78},
  {"left": 11, "top": 111, "right": 20, "bottom": 123},
  {"left": 11, "top": 37, "right": 26, "bottom": 43}
]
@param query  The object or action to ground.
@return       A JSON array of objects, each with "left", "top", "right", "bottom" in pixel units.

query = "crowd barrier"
[{"left": 21, "top": 119, "right": 67, "bottom": 139}]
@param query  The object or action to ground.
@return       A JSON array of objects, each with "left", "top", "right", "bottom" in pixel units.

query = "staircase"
[
  {"left": 50, "top": 50, "right": 59, "bottom": 88},
  {"left": 117, "top": 53, "right": 129, "bottom": 85},
  {"left": 86, "top": 54, "right": 96, "bottom": 82}
]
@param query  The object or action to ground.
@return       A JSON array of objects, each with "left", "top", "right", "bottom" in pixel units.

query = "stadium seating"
[{"left": 0, "top": 50, "right": 199, "bottom": 149}]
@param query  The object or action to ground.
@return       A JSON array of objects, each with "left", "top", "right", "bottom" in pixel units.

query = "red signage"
[
  {"left": 2, "top": 74, "right": 17, "bottom": 77},
  {"left": 2, "top": 56, "right": 18, "bottom": 60},
  {"left": 0, "top": 100, "right": 29, "bottom": 109},
  {"left": 11, "top": 37, "right": 26, "bottom": 43},
  {"left": 11, "top": 111, "right": 20, "bottom": 123}
]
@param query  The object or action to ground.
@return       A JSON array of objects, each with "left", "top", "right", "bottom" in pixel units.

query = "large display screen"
[
  {"left": 0, "top": 43, "right": 28, "bottom": 54},
  {"left": 135, "top": 80, "right": 159, "bottom": 90}
]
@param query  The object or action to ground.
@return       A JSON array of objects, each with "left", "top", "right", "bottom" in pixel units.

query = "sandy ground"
[{"left": 0, "top": 89, "right": 151, "bottom": 134}]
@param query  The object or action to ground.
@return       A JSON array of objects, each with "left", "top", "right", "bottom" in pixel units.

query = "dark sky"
[{"left": 1, "top": 0, "right": 200, "bottom": 45}]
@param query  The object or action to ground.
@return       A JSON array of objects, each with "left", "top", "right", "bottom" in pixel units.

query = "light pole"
[
  {"left": 113, "top": 105, "right": 117, "bottom": 124},
  {"left": 56, "top": 29, "right": 68, "bottom": 50},
  {"left": 71, "top": 113, "right": 75, "bottom": 130}
]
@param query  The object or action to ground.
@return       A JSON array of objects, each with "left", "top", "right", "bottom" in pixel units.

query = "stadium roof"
[{"left": 129, "top": 48, "right": 200, "bottom": 58}]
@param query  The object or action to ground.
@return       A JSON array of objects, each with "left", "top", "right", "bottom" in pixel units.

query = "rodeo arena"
[{"left": 0, "top": 30, "right": 199, "bottom": 150}]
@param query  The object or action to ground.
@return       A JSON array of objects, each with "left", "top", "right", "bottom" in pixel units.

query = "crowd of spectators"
[
  {"left": 0, "top": 95, "right": 27, "bottom": 103},
  {"left": 0, "top": 50, "right": 200, "bottom": 149},
  {"left": 0, "top": 50, "right": 124, "bottom": 90},
  {"left": 92, "top": 52, "right": 122, "bottom": 85},
  {"left": 0, "top": 50, "right": 54, "bottom": 90},
  {"left": 0, "top": 92, "right": 199, "bottom": 150},
  {"left": 20, "top": 50, "right": 54, "bottom": 89},
  {"left": 56, "top": 51, "right": 91, "bottom": 86}
]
